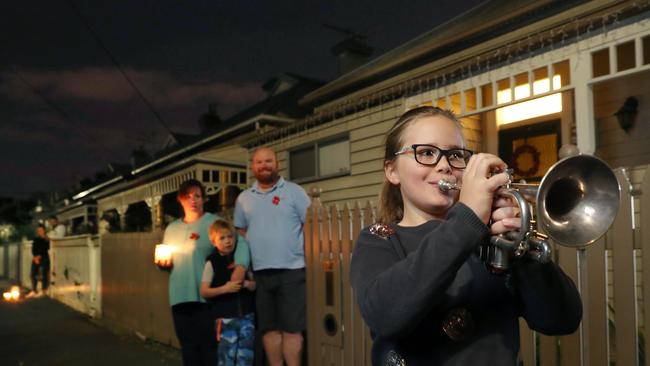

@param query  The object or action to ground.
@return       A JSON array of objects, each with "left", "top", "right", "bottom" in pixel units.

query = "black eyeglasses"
[{"left": 394, "top": 144, "right": 474, "bottom": 169}]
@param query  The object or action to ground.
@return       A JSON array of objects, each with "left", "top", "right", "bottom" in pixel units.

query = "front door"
[{"left": 498, "top": 120, "right": 562, "bottom": 182}]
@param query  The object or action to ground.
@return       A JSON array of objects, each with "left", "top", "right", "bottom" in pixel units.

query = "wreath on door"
[{"left": 511, "top": 143, "right": 540, "bottom": 177}]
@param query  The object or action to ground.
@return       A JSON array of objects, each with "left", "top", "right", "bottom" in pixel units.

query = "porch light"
[
  {"left": 615, "top": 96, "right": 639, "bottom": 133},
  {"left": 496, "top": 75, "right": 563, "bottom": 126}
]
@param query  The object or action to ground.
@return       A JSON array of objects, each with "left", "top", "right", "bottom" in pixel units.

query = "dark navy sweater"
[
  {"left": 350, "top": 203, "right": 582, "bottom": 365},
  {"left": 206, "top": 251, "right": 255, "bottom": 319}
]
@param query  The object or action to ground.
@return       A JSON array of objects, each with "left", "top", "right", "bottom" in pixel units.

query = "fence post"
[
  {"left": 305, "top": 187, "right": 322, "bottom": 366},
  {"left": 341, "top": 203, "right": 355, "bottom": 366},
  {"left": 611, "top": 168, "right": 637, "bottom": 365},
  {"left": 87, "top": 235, "right": 101, "bottom": 317},
  {"left": 640, "top": 166, "right": 650, "bottom": 365}
]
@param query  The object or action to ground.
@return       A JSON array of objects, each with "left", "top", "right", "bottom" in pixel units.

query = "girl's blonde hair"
[{"left": 378, "top": 106, "right": 462, "bottom": 224}]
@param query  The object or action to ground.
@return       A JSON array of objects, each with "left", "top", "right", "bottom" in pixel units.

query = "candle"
[
  {"left": 10, "top": 286, "right": 19, "bottom": 300},
  {"left": 2, "top": 292, "right": 11, "bottom": 301},
  {"left": 154, "top": 244, "right": 173, "bottom": 269}
]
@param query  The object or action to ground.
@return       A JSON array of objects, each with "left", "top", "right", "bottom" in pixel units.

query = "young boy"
[{"left": 201, "top": 219, "right": 256, "bottom": 366}]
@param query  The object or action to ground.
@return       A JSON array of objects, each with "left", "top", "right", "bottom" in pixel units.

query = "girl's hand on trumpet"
[
  {"left": 458, "top": 153, "right": 510, "bottom": 224},
  {"left": 490, "top": 196, "right": 521, "bottom": 235}
]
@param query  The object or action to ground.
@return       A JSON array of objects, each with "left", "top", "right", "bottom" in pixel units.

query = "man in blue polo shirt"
[{"left": 234, "top": 147, "right": 311, "bottom": 366}]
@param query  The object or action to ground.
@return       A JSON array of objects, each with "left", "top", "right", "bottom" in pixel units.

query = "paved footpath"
[{"left": 0, "top": 280, "right": 181, "bottom": 366}]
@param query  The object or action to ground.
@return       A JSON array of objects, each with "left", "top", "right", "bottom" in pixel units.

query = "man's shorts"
[{"left": 254, "top": 268, "right": 306, "bottom": 333}]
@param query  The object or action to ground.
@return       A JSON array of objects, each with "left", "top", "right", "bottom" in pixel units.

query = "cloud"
[
  {"left": 0, "top": 67, "right": 265, "bottom": 107},
  {"left": 0, "top": 123, "right": 59, "bottom": 145},
  {"left": 0, "top": 112, "right": 70, "bottom": 145}
]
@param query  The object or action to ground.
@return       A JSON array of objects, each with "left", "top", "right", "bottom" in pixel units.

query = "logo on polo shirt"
[{"left": 272, "top": 196, "right": 280, "bottom": 205}]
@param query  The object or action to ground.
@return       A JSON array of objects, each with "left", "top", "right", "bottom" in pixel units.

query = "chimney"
[
  {"left": 331, "top": 37, "right": 373, "bottom": 76},
  {"left": 198, "top": 103, "right": 223, "bottom": 133}
]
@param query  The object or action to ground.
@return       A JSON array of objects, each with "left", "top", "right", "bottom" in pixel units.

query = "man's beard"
[{"left": 255, "top": 170, "right": 278, "bottom": 185}]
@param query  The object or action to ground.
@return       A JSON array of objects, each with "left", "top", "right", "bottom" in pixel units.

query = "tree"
[{"left": 0, "top": 197, "right": 35, "bottom": 225}]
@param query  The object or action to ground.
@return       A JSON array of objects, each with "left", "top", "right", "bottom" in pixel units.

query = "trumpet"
[{"left": 439, "top": 154, "right": 620, "bottom": 272}]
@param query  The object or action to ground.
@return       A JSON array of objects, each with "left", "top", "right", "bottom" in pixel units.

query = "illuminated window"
[
  {"left": 449, "top": 93, "right": 461, "bottom": 114},
  {"left": 481, "top": 83, "right": 493, "bottom": 107},
  {"left": 436, "top": 97, "right": 446, "bottom": 109},
  {"left": 464, "top": 88, "right": 477, "bottom": 112},
  {"left": 496, "top": 75, "right": 562, "bottom": 126}
]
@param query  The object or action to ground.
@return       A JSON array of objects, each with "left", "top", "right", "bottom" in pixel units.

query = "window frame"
[{"left": 288, "top": 134, "right": 351, "bottom": 183}]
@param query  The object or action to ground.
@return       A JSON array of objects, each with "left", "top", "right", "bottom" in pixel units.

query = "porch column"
[
  {"left": 98, "top": 211, "right": 110, "bottom": 235},
  {"left": 145, "top": 196, "right": 163, "bottom": 230},
  {"left": 571, "top": 53, "right": 596, "bottom": 154},
  {"left": 116, "top": 205, "right": 128, "bottom": 231}
]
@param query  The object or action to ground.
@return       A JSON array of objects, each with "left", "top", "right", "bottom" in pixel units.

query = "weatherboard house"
[
  {"left": 26, "top": 1, "right": 650, "bottom": 365},
  {"left": 241, "top": 1, "right": 650, "bottom": 365}
]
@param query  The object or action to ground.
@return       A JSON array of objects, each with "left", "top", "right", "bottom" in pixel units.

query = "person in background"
[
  {"left": 201, "top": 219, "right": 256, "bottom": 366},
  {"left": 47, "top": 216, "right": 66, "bottom": 239},
  {"left": 157, "top": 179, "right": 248, "bottom": 366},
  {"left": 350, "top": 106, "right": 582, "bottom": 365},
  {"left": 234, "top": 147, "right": 311, "bottom": 366},
  {"left": 26, "top": 224, "right": 50, "bottom": 298}
]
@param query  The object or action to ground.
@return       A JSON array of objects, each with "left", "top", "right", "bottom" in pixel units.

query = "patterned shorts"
[{"left": 216, "top": 312, "right": 255, "bottom": 366}]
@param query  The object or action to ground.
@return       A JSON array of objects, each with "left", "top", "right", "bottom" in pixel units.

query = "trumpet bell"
[{"left": 537, "top": 155, "right": 620, "bottom": 248}]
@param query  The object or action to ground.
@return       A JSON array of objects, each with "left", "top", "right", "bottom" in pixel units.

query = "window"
[
  {"left": 289, "top": 136, "right": 350, "bottom": 182},
  {"left": 616, "top": 41, "right": 636, "bottom": 71},
  {"left": 495, "top": 74, "right": 563, "bottom": 126},
  {"left": 592, "top": 48, "right": 610, "bottom": 78}
]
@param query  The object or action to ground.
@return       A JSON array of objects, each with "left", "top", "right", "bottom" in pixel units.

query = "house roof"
[
  {"left": 301, "top": 0, "right": 586, "bottom": 106},
  {"left": 227, "top": 74, "right": 324, "bottom": 125},
  {"left": 63, "top": 73, "right": 324, "bottom": 205},
  {"left": 128, "top": 73, "right": 324, "bottom": 175}
]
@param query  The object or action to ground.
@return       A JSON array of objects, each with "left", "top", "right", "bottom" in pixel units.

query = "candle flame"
[
  {"left": 154, "top": 244, "right": 173, "bottom": 265},
  {"left": 10, "top": 286, "right": 20, "bottom": 300},
  {"left": 3, "top": 286, "right": 20, "bottom": 301}
]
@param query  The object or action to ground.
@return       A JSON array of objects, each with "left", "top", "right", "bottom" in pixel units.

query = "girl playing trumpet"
[{"left": 350, "top": 106, "right": 582, "bottom": 365}]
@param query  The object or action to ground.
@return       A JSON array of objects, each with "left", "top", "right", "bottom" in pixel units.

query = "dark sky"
[{"left": 0, "top": 0, "right": 484, "bottom": 199}]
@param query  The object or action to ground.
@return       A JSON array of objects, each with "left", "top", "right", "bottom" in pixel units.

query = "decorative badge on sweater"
[
  {"left": 368, "top": 223, "right": 395, "bottom": 239},
  {"left": 272, "top": 196, "right": 280, "bottom": 205},
  {"left": 442, "top": 307, "right": 475, "bottom": 341},
  {"left": 189, "top": 232, "right": 200, "bottom": 240}
]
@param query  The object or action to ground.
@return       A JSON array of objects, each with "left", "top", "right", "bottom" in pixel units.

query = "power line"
[
  {"left": 5, "top": 64, "right": 113, "bottom": 166},
  {"left": 65, "top": 0, "right": 179, "bottom": 144}
]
